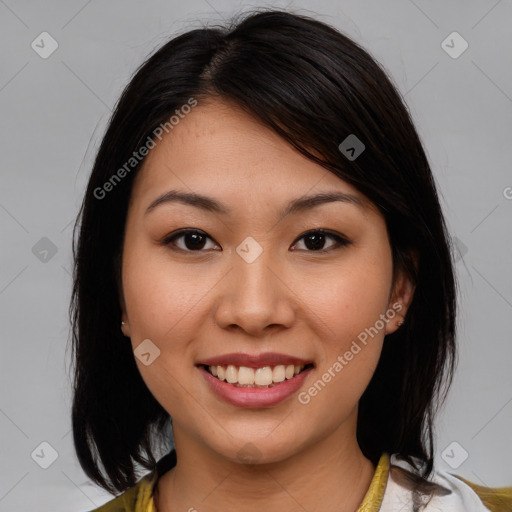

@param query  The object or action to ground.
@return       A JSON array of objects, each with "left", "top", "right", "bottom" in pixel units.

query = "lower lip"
[{"left": 198, "top": 365, "right": 313, "bottom": 408}]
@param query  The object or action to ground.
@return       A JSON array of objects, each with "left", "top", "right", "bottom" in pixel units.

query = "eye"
[
  {"left": 291, "top": 229, "right": 350, "bottom": 252},
  {"left": 162, "top": 229, "right": 219, "bottom": 252}
]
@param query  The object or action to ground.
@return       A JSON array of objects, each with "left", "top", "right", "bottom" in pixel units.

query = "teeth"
[
  {"left": 207, "top": 363, "right": 306, "bottom": 386},
  {"left": 238, "top": 366, "right": 255, "bottom": 385},
  {"left": 225, "top": 365, "right": 238, "bottom": 384},
  {"left": 255, "top": 367, "right": 273, "bottom": 386},
  {"left": 272, "top": 365, "right": 285, "bottom": 382}
]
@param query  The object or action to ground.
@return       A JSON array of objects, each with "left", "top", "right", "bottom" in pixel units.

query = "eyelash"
[{"left": 161, "top": 228, "right": 351, "bottom": 254}]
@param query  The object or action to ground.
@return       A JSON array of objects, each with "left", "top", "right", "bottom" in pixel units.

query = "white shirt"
[{"left": 379, "top": 455, "right": 506, "bottom": 511}]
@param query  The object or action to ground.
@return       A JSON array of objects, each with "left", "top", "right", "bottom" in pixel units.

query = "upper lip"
[{"left": 197, "top": 352, "right": 313, "bottom": 368}]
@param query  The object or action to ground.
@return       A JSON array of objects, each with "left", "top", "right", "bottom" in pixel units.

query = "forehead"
[{"left": 130, "top": 98, "right": 369, "bottom": 212}]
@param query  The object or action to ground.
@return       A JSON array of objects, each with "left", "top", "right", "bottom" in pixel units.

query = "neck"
[{"left": 155, "top": 418, "right": 376, "bottom": 512}]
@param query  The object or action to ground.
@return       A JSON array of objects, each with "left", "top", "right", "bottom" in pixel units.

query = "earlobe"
[
  {"left": 119, "top": 283, "right": 131, "bottom": 337},
  {"left": 121, "top": 321, "right": 131, "bottom": 338},
  {"left": 385, "top": 267, "right": 416, "bottom": 335},
  {"left": 384, "top": 305, "right": 406, "bottom": 335},
  {"left": 120, "top": 313, "right": 131, "bottom": 338}
]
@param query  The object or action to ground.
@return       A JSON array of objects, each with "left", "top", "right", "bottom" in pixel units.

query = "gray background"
[{"left": 1, "top": 0, "right": 511, "bottom": 510}]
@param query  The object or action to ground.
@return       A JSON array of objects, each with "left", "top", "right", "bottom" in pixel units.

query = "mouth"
[{"left": 201, "top": 363, "right": 315, "bottom": 388}]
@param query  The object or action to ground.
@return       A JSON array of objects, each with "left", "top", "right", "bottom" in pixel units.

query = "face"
[{"left": 120, "top": 98, "right": 413, "bottom": 465}]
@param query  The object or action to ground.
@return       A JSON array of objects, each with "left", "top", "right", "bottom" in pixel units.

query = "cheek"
[
  {"left": 122, "top": 241, "right": 209, "bottom": 342},
  {"left": 298, "top": 247, "right": 393, "bottom": 347}
]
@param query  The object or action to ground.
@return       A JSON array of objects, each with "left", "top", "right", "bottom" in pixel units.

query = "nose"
[{"left": 213, "top": 245, "right": 296, "bottom": 337}]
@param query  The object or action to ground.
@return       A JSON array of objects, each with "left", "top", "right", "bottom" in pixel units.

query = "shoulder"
[
  {"left": 86, "top": 471, "right": 158, "bottom": 512},
  {"left": 85, "top": 449, "right": 177, "bottom": 512},
  {"left": 452, "top": 474, "right": 512, "bottom": 512},
  {"left": 379, "top": 454, "right": 512, "bottom": 512}
]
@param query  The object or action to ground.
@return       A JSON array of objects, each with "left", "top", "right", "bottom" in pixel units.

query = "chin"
[{"left": 207, "top": 433, "right": 306, "bottom": 466}]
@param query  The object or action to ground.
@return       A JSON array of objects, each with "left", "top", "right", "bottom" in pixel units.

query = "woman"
[{"left": 70, "top": 9, "right": 512, "bottom": 512}]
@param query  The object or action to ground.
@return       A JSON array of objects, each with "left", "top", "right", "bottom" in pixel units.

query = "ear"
[{"left": 385, "top": 261, "right": 416, "bottom": 335}]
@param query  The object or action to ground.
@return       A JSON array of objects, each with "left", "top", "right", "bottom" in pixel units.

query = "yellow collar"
[{"left": 357, "top": 453, "right": 390, "bottom": 511}]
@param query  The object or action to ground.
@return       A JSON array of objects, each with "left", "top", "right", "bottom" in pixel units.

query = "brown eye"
[
  {"left": 163, "top": 230, "right": 219, "bottom": 252},
  {"left": 291, "top": 230, "right": 351, "bottom": 252}
]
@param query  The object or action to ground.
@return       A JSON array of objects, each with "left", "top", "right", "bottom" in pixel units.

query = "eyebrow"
[{"left": 145, "top": 189, "right": 366, "bottom": 219}]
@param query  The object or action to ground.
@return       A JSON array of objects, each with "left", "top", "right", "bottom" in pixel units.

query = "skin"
[{"left": 120, "top": 97, "right": 415, "bottom": 512}]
